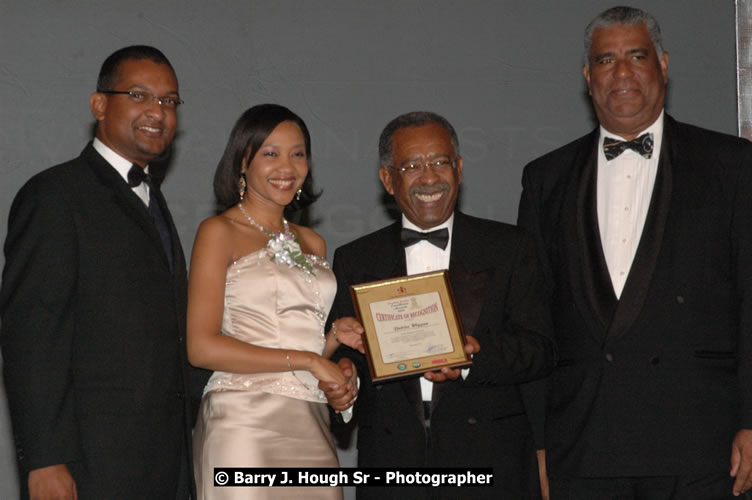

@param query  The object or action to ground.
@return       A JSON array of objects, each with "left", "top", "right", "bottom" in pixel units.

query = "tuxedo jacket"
[
  {"left": 518, "top": 115, "right": 752, "bottom": 477},
  {"left": 0, "top": 143, "right": 207, "bottom": 498},
  {"left": 329, "top": 211, "right": 555, "bottom": 499}
]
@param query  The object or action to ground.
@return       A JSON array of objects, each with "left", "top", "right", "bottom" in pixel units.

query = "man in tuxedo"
[
  {"left": 518, "top": 6, "right": 752, "bottom": 499},
  {"left": 325, "top": 111, "right": 555, "bottom": 499},
  {"left": 0, "top": 45, "right": 204, "bottom": 498}
]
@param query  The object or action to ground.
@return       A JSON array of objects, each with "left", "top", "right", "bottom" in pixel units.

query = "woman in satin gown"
[{"left": 187, "top": 104, "right": 363, "bottom": 499}]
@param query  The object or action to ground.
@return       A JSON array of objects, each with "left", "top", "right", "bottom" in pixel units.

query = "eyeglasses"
[
  {"left": 97, "top": 89, "right": 184, "bottom": 110},
  {"left": 388, "top": 156, "right": 457, "bottom": 175}
]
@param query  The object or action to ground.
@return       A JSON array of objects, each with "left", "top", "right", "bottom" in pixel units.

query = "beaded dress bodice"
[{"left": 203, "top": 248, "right": 336, "bottom": 403}]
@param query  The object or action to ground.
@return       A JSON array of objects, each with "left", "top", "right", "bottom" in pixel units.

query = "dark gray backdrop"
[{"left": 0, "top": 1, "right": 737, "bottom": 497}]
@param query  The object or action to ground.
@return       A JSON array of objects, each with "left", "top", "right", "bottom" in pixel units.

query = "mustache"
[{"left": 409, "top": 184, "right": 450, "bottom": 196}]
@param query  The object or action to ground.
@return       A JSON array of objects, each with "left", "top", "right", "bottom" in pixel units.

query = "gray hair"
[
  {"left": 584, "top": 6, "right": 664, "bottom": 68},
  {"left": 378, "top": 111, "right": 460, "bottom": 167}
]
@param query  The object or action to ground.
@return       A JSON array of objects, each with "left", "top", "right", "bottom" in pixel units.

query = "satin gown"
[{"left": 193, "top": 248, "right": 342, "bottom": 499}]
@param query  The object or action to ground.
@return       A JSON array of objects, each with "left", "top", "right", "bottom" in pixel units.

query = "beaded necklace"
[{"left": 237, "top": 203, "right": 314, "bottom": 274}]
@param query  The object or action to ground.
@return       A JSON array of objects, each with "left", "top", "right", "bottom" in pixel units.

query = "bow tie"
[
  {"left": 127, "top": 164, "right": 151, "bottom": 187},
  {"left": 603, "top": 133, "right": 654, "bottom": 161},
  {"left": 400, "top": 227, "right": 449, "bottom": 250}
]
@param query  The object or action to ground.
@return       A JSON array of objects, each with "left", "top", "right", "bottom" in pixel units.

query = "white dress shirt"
[
  {"left": 597, "top": 111, "right": 664, "bottom": 298},
  {"left": 402, "top": 214, "right": 461, "bottom": 401},
  {"left": 92, "top": 138, "right": 150, "bottom": 206}
]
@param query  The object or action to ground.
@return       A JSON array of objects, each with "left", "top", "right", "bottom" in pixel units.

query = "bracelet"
[
  {"left": 285, "top": 350, "right": 294, "bottom": 373},
  {"left": 331, "top": 322, "right": 340, "bottom": 344},
  {"left": 285, "top": 350, "right": 315, "bottom": 391}
]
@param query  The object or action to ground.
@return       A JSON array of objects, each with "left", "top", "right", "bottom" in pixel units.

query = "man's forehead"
[
  {"left": 393, "top": 124, "right": 453, "bottom": 148},
  {"left": 589, "top": 35, "right": 657, "bottom": 65}
]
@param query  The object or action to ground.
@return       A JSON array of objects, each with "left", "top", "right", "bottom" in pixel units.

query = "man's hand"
[
  {"left": 29, "top": 464, "right": 77, "bottom": 500},
  {"left": 731, "top": 428, "right": 752, "bottom": 496},
  {"left": 319, "top": 357, "right": 358, "bottom": 413},
  {"left": 423, "top": 335, "right": 480, "bottom": 383},
  {"left": 332, "top": 317, "right": 365, "bottom": 354}
]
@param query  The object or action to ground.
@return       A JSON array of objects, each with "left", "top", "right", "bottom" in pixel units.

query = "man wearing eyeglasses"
[
  {"left": 0, "top": 45, "right": 205, "bottom": 499},
  {"left": 323, "top": 111, "right": 555, "bottom": 499}
]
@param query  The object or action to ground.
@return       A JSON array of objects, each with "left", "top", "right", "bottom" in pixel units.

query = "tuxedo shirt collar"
[
  {"left": 93, "top": 138, "right": 150, "bottom": 205},
  {"left": 401, "top": 213, "right": 453, "bottom": 276}
]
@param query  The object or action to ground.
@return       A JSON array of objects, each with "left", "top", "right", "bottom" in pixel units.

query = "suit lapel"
[
  {"left": 606, "top": 118, "right": 674, "bottom": 341},
  {"left": 366, "top": 222, "right": 406, "bottom": 282},
  {"left": 578, "top": 138, "right": 619, "bottom": 335},
  {"left": 150, "top": 185, "right": 179, "bottom": 273},
  {"left": 82, "top": 144, "right": 175, "bottom": 273},
  {"left": 448, "top": 213, "right": 493, "bottom": 338},
  {"left": 373, "top": 223, "right": 423, "bottom": 422},
  {"left": 430, "top": 213, "right": 489, "bottom": 409},
  {"left": 564, "top": 131, "right": 615, "bottom": 344}
]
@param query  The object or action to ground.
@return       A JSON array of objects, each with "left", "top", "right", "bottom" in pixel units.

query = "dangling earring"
[
  {"left": 296, "top": 188, "right": 302, "bottom": 201},
  {"left": 238, "top": 175, "right": 247, "bottom": 201}
]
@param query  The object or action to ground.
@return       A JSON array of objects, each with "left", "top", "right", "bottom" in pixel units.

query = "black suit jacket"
[
  {"left": 518, "top": 115, "right": 752, "bottom": 477},
  {"left": 0, "top": 143, "right": 207, "bottom": 498},
  {"left": 329, "top": 212, "right": 555, "bottom": 499}
]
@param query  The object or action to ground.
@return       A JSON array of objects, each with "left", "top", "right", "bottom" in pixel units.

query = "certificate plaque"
[{"left": 350, "top": 270, "right": 471, "bottom": 382}]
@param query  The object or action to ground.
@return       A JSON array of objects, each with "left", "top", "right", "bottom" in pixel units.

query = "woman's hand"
[
  {"left": 319, "top": 358, "right": 358, "bottom": 413},
  {"left": 332, "top": 317, "right": 365, "bottom": 353},
  {"left": 309, "top": 355, "right": 348, "bottom": 386}
]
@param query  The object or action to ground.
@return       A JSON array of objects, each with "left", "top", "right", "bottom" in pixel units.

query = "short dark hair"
[
  {"left": 97, "top": 45, "right": 175, "bottom": 91},
  {"left": 213, "top": 104, "right": 319, "bottom": 211},
  {"left": 584, "top": 6, "right": 664, "bottom": 68},
  {"left": 378, "top": 111, "right": 460, "bottom": 167}
]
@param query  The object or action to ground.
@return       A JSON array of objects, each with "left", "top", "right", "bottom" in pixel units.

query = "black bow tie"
[
  {"left": 400, "top": 227, "right": 449, "bottom": 250},
  {"left": 127, "top": 164, "right": 151, "bottom": 187},
  {"left": 603, "top": 133, "right": 654, "bottom": 161}
]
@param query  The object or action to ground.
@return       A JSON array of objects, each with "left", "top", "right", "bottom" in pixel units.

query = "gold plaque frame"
[{"left": 350, "top": 270, "right": 471, "bottom": 382}]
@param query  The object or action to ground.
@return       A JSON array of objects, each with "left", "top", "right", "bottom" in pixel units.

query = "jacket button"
[
  {"left": 375, "top": 385, "right": 382, "bottom": 391},
  {"left": 605, "top": 353, "right": 614, "bottom": 362},
  {"left": 177, "top": 391, "right": 185, "bottom": 399},
  {"left": 676, "top": 296, "right": 685, "bottom": 304},
  {"left": 650, "top": 356, "right": 660, "bottom": 365},
  {"left": 467, "top": 417, "right": 478, "bottom": 425}
]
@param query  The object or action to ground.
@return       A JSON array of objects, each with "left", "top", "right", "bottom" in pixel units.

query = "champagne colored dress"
[{"left": 193, "top": 248, "right": 342, "bottom": 499}]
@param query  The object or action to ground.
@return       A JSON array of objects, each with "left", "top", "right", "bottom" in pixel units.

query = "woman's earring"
[
  {"left": 296, "top": 188, "right": 302, "bottom": 201},
  {"left": 238, "top": 175, "right": 247, "bottom": 200}
]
